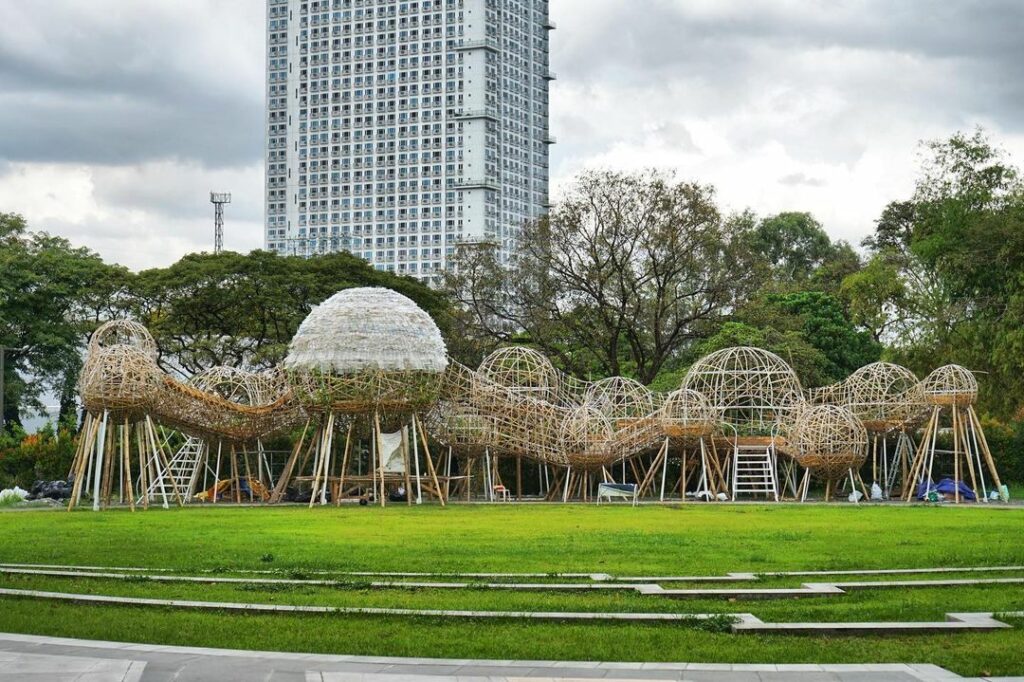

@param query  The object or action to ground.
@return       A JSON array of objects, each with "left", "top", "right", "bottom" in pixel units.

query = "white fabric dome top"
[{"left": 284, "top": 287, "right": 448, "bottom": 374}]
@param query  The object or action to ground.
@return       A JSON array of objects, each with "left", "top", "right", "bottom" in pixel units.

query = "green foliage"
[
  {"left": 0, "top": 213, "right": 129, "bottom": 426},
  {"left": 0, "top": 422, "right": 77, "bottom": 489},
  {"left": 127, "top": 250, "right": 452, "bottom": 374},
  {"left": 856, "top": 128, "right": 1024, "bottom": 418}
]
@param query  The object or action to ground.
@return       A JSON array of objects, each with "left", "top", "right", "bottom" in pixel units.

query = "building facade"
[{"left": 265, "top": 0, "right": 554, "bottom": 283}]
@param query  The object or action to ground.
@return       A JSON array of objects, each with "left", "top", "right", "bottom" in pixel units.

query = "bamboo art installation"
[
  {"left": 812, "top": 362, "right": 926, "bottom": 497},
  {"left": 904, "top": 365, "right": 1005, "bottom": 503},
  {"left": 682, "top": 347, "right": 805, "bottom": 432},
  {"left": 272, "top": 287, "right": 450, "bottom": 507},
  {"left": 72, "top": 293, "right": 1007, "bottom": 507},
  {"left": 70, "top": 321, "right": 303, "bottom": 510},
  {"left": 791, "top": 404, "right": 869, "bottom": 501}
]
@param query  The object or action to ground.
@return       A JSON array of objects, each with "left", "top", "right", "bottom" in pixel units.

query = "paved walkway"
[{"left": 0, "top": 633, "right": 1020, "bottom": 682}]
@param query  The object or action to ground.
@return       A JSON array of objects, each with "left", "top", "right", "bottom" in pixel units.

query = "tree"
[
  {"left": 121, "top": 249, "right": 454, "bottom": 376},
  {"left": 855, "top": 129, "right": 1024, "bottom": 417},
  {"left": 0, "top": 213, "right": 128, "bottom": 429},
  {"left": 445, "top": 170, "right": 753, "bottom": 383},
  {"left": 744, "top": 212, "right": 859, "bottom": 291}
]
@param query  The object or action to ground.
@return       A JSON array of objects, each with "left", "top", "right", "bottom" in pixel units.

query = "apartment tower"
[{"left": 265, "top": 0, "right": 554, "bottom": 283}]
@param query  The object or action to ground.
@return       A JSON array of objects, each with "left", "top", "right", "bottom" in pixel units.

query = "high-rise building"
[{"left": 265, "top": 0, "right": 554, "bottom": 283}]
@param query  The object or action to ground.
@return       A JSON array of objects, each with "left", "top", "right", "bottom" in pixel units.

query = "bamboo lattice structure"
[
  {"left": 72, "top": 306, "right": 1009, "bottom": 507},
  {"left": 903, "top": 365, "right": 1004, "bottom": 503},
  {"left": 681, "top": 346, "right": 805, "bottom": 433},
  {"left": 791, "top": 404, "right": 868, "bottom": 501}
]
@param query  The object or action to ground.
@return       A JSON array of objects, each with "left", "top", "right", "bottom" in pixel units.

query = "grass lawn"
[{"left": 1, "top": 503, "right": 1023, "bottom": 677}]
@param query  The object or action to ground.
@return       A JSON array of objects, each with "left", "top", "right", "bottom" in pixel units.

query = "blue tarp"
[{"left": 916, "top": 478, "right": 977, "bottom": 501}]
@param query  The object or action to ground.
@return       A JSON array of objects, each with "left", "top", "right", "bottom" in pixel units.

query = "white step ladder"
[
  {"left": 731, "top": 443, "right": 779, "bottom": 501},
  {"left": 144, "top": 436, "right": 206, "bottom": 503}
]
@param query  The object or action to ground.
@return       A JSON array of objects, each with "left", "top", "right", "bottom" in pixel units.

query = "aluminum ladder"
[
  {"left": 731, "top": 442, "right": 779, "bottom": 501},
  {"left": 144, "top": 436, "right": 206, "bottom": 503}
]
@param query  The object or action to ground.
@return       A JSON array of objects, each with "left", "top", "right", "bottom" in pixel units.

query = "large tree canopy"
[
  {"left": 125, "top": 250, "right": 451, "bottom": 376},
  {"left": 0, "top": 213, "right": 128, "bottom": 428},
  {"left": 446, "top": 170, "right": 757, "bottom": 383},
  {"left": 854, "top": 129, "right": 1024, "bottom": 417}
]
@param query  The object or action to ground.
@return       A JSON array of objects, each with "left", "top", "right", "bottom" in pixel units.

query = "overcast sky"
[{"left": 1, "top": 0, "right": 1022, "bottom": 271}]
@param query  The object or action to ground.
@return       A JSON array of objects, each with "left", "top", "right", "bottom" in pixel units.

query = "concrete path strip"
[
  {"left": 1, "top": 566, "right": 1022, "bottom": 600},
  {"left": 0, "top": 586, "right": 1016, "bottom": 634},
  {"left": 0, "top": 632, "right": 1014, "bottom": 681}
]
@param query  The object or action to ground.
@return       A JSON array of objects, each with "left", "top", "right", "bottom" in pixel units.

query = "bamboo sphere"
[
  {"left": 87, "top": 319, "right": 158, "bottom": 360},
  {"left": 475, "top": 346, "right": 560, "bottom": 403},
  {"left": 190, "top": 366, "right": 289, "bottom": 406},
  {"left": 791, "top": 404, "right": 868, "bottom": 481},
  {"left": 660, "top": 388, "right": 717, "bottom": 440},
  {"left": 559, "top": 405, "right": 614, "bottom": 469},
  {"left": 79, "top": 345, "right": 162, "bottom": 419},
  {"left": 425, "top": 401, "right": 496, "bottom": 457},
  {"left": 840, "top": 362, "right": 925, "bottom": 432},
  {"left": 682, "top": 346, "right": 804, "bottom": 431},
  {"left": 284, "top": 287, "right": 448, "bottom": 414},
  {"left": 921, "top": 364, "right": 978, "bottom": 407},
  {"left": 583, "top": 376, "right": 655, "bottom": 427}
]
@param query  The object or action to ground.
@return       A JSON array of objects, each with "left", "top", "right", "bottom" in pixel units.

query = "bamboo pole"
[
  {"left": 337, "top": 421, "right": 353, "bottom": 506},
  {"left": 415, "top": 413, "right": 444, "bottom": 506},
  {"left": 402, "top": 425, "right": 413, "bottom": 506}
]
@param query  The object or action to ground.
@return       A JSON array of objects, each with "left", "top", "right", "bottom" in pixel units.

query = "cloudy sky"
[{"left": 1, "top": 0, "right": 1022, "bottom": 271}]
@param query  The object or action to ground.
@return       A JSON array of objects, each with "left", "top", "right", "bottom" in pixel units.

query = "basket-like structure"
[
  {"left": 659, "top": 388, "right": 718, "bottom": 441},
  {"left": 284, "top": 287, "right": 448, "bottom": 415},
  {"left": 153, "top": 366, "right": 300, "bottom": 445},
  {"left": 814, "top": 362, "right": 925, "bottom": 433},
  {"left": 559, "top": 405, "right": 614, "bottom": 469},
  {"left": 791, "top": 404, "right": 868, "bottom": 480},
  {"left": 475, "top": 346, "right": 560, "bottom": 404},
  {"left": 79, "top": 346, "right": 163, "bottom": 419},
  {"left": 583, "top": 376, "right": 655, "bottom": 429},
  {"left": 79, "top": 320, "right": 163, "bottom": 419},
  {"left": 921, "top": 364, "right": 978, "bottom": 407},
  {"left": 87, "top": 319, "right": 158, "bottom": 361},
  {"left": 682, "top": 346, "right": 804, "bottom": 432}
]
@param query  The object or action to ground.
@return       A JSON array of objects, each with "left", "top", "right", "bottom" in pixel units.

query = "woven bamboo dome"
[
  {"left": 475, "top": 346, "right": 560, "bottom": 403},
  {"left": 87, "top": 319, "right": 158, "bottom": 361},
  {"left": 791, "top": 404, "right": 868, "bottom": 481},
  {"left": 150, "top": 366, "right": 301, "bottom": 445},
  {"left": 559, "top": 405, "right": 614, "bottom": 469},
  {"left": 283, "top": 287, "right": 448, "bottom": 414},
  {"left": 79, "top": 346, "right": 163, "bottom": 419},
  {"left": 659, "top": 388, "right": 718, "bottom": 441},
  {"left": 425, "top": 401, "right": 496, "bottom": 457},
  {"left": 838, "top": 362, "right": 924, "bottom": 432},
  {"left": 583, "top": 376, "right": 655, "bottom": 427},
  {"left": 921, "top": 364, "right": 978, "bottom": 407},
  {"left": 79, "top": 321, "right": 162, "bottom": 419},
  {"left": 681, "top": 346, "right": 804, "bottom": 432}
]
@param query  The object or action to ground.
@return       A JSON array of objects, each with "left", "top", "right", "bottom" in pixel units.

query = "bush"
[{"left": 0, "top": 423, "right": 77, "bottom": 490}]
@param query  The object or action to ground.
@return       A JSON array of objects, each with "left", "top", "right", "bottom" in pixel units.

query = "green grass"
[{"left": 1, "top": 504, "right": 1023, "bottom": 676}]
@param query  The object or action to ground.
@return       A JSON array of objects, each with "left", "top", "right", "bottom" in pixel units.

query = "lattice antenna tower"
[{"left": 210, "top": 192, "right": 232, "bottom": 254}]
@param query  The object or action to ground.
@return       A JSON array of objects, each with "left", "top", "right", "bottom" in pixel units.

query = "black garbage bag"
[{"left": 28, "top": 479, "right": 74, "bottom": 501}]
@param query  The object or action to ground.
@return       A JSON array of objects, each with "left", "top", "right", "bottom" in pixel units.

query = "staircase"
[
  {"left": 731, "top": 442, "right": 779, "bottom": 501},
  {"left": 144, "top": 436, "right": 206, "bottom": 503}
]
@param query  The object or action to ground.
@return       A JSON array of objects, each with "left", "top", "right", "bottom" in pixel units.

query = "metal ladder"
[
  {"left": 731, "top": 443, "right": 779, "bottom": 501},
  {"left": 144, "top": 436, "right": 206, "bottom": 503}
]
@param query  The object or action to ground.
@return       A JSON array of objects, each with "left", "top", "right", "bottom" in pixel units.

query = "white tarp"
[{"left": 379, "top": 431, "right": 405, "bottom": 473}]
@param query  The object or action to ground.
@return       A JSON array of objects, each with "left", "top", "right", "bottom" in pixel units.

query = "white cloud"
[
  {"left": 3, "top": 0, "right": 1024, "bottom": 269},
  {"left": 0, "top": 161, "right": 264, "bottom": 270}
]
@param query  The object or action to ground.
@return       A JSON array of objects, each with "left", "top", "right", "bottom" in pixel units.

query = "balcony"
[{"left": 453, "top": 38, "right": 499, "bottom": 53}]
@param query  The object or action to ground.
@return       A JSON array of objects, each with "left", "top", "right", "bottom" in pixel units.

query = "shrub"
[{"left": 0, "top": 423, "right": 77, "bottom": 490}]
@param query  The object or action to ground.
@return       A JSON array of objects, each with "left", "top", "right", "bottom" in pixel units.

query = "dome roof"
[{"left": 284, "top": 287, "right": 447, "bottom": 374}]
